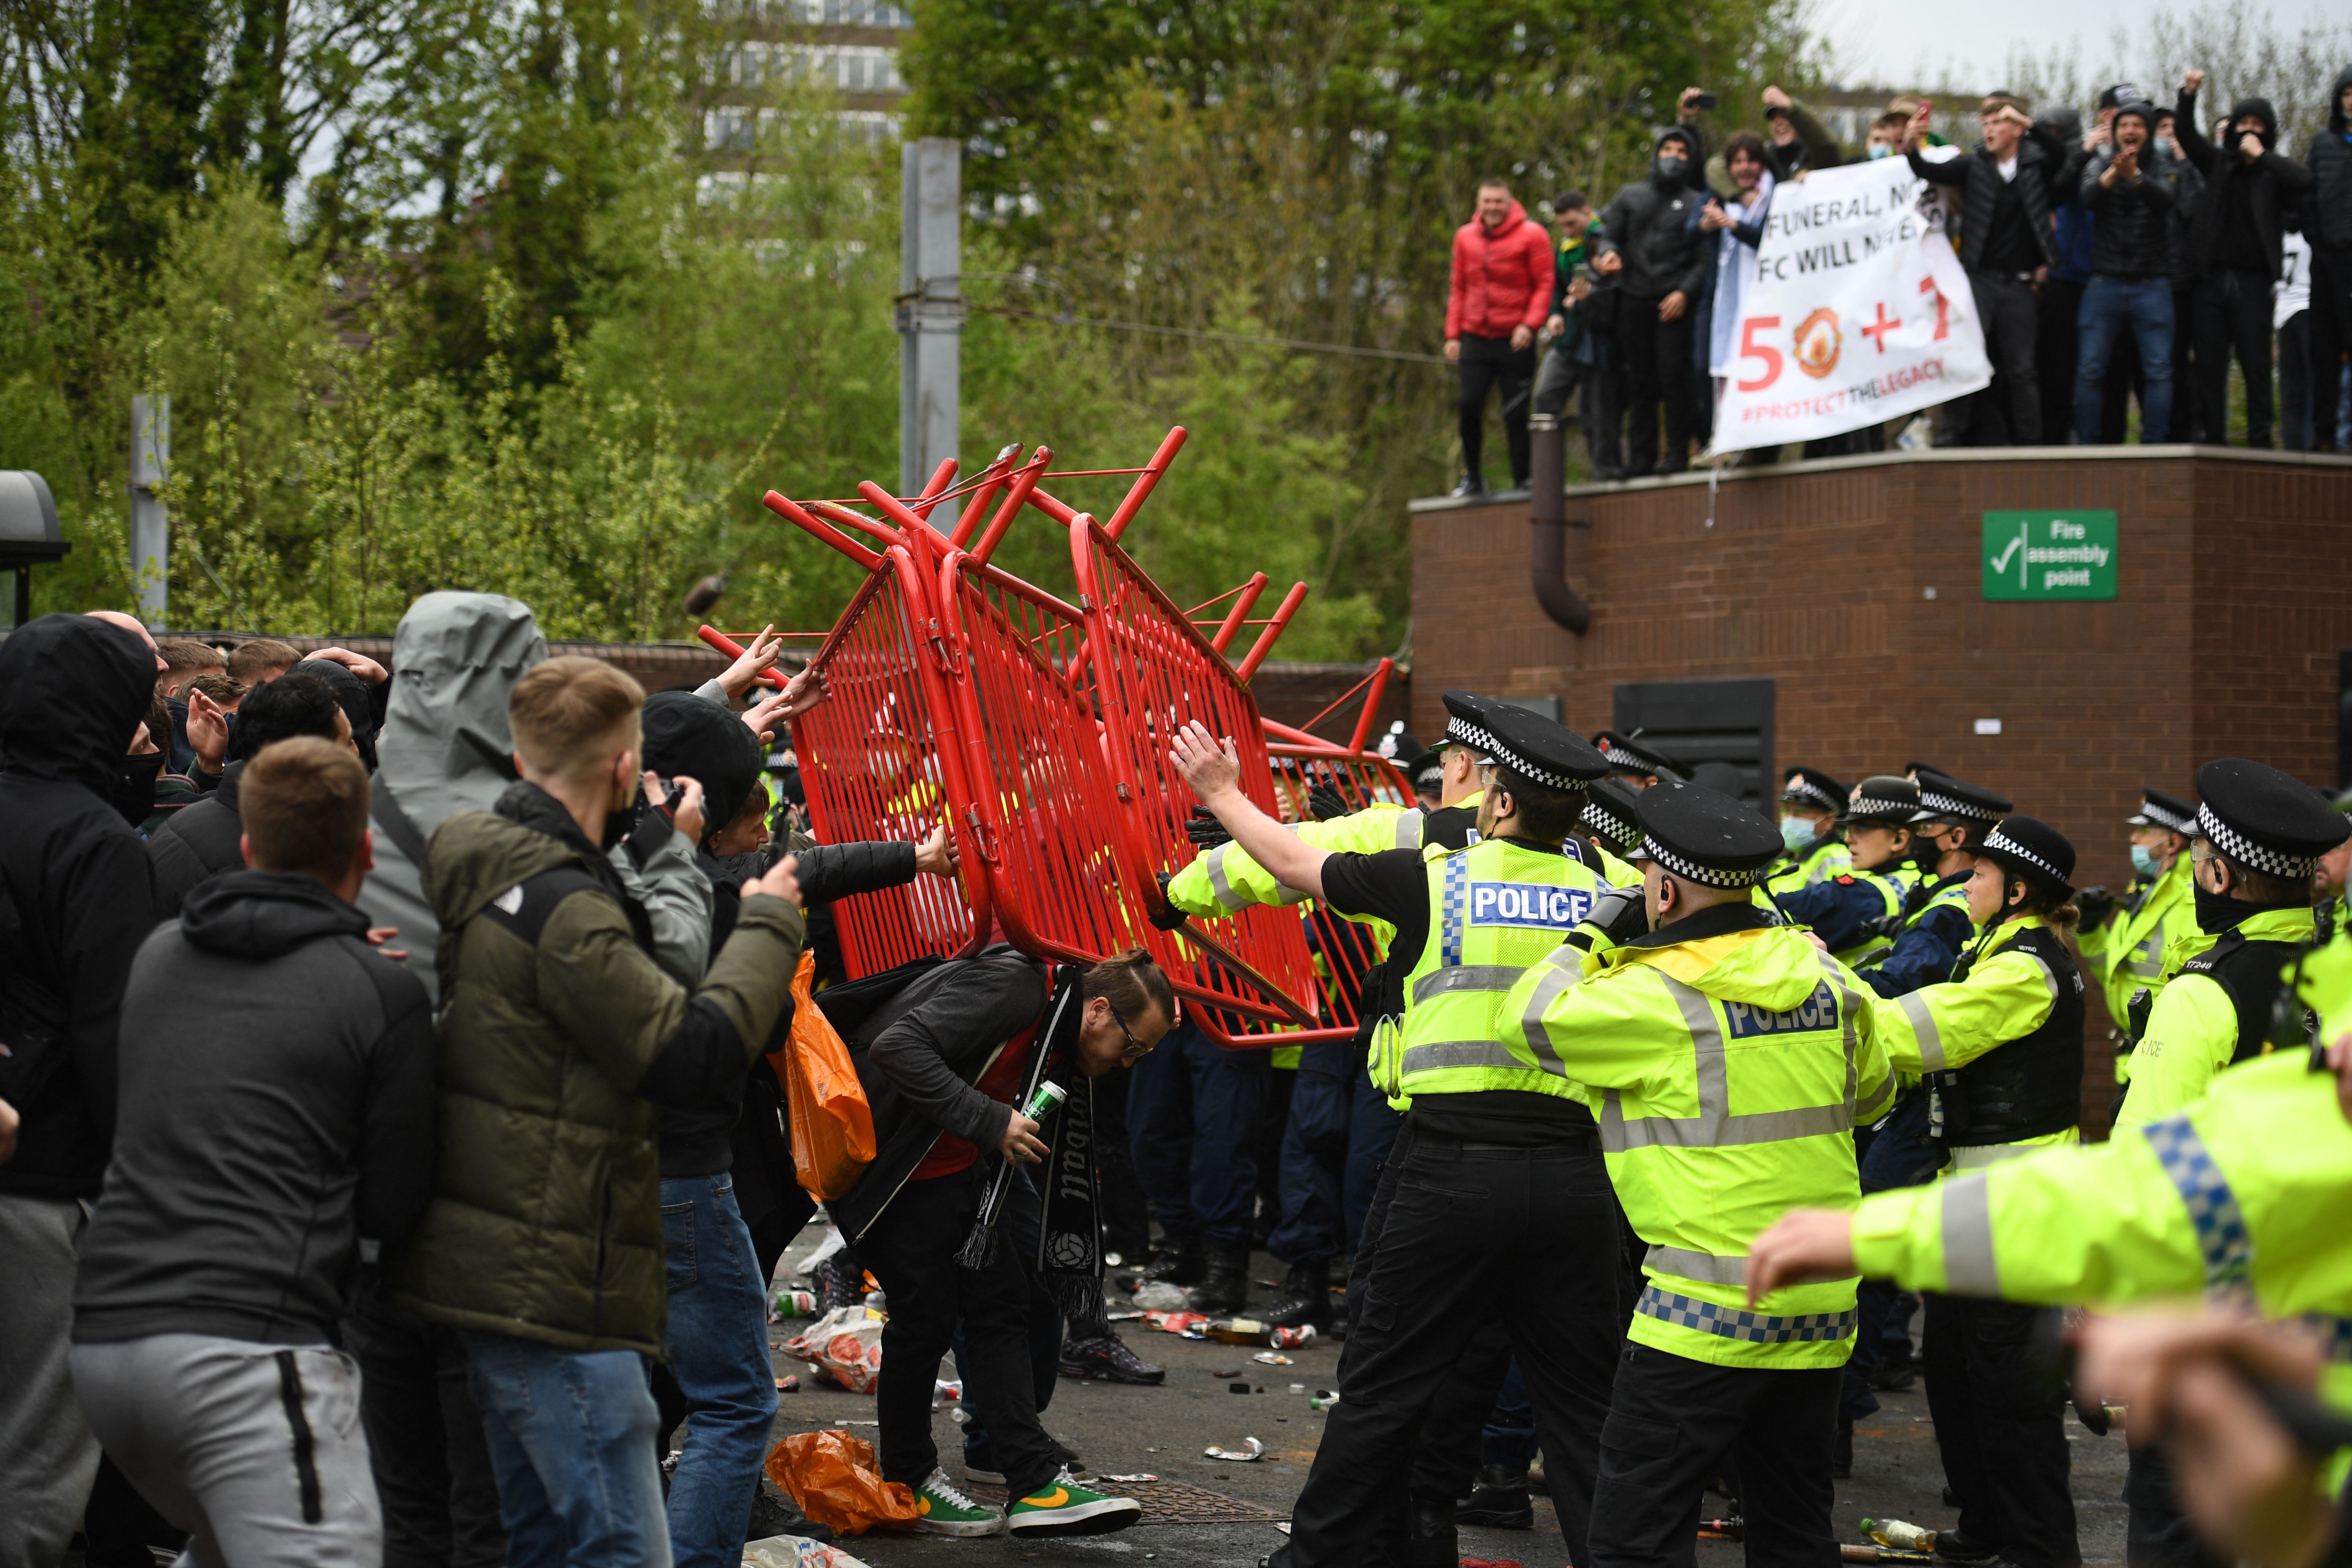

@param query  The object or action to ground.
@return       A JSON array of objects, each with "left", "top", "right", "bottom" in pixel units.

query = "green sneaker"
[
  {"left": 910, "top": 1469, "right": 1004, "bottom": 1537},
  {"left": 1006, "top": 1468, "right": 1143, "bottom": 1537}
]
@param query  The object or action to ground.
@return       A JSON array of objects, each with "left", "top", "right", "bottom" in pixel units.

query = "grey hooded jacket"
[{"left": 360, "top": 593, "right": 548, "bottom": 1000}]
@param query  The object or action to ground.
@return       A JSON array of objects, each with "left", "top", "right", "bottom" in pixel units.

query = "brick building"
[{"left": 1410, "top": 445, "right": 2352, "bottom": 1113}]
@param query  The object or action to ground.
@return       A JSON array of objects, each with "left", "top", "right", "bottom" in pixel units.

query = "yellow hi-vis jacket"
[
  {"left": 1766, "top": 834, "right": 1853, "bottom": 896},
  {"left": 2118, "top": 904, "right": 2320, "bottom": 1131},
  {"left": 1501, "top": 917, "right": 1895, "bottom": 1369},
  {"left": 1165, "top": 802, "right": 1433, "bottom": 922},
  {"left": 2075, "top": 854, "right": 2202, "bottom": 1082}
]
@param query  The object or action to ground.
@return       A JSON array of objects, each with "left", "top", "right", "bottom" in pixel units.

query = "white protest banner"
[{"left": 1710, "top": 160, "right": 1991, "bottom": 454}]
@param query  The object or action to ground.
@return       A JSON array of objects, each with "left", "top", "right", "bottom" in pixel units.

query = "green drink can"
[{"left": 1023, "top": 1081, "right": 1067, "bottom": 1121}]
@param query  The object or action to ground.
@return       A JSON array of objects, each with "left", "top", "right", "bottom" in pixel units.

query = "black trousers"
[
  {"left": 2037, "top": 278, "right": 2086, "bottom": 444},
  {"left": 1922, "top": 1293, "right": 2080, "bottom": 1568},
  {"left": 1588, "top": 1342, "right": 1841, "bottom": 1568},
  {"left": 2281, "top": 309, "right": 2313, "bottom": 451},
  {"left": 2123, "top": 1443, "right": 2228, "bottom": 1568},
  {"left": 1458, "top": 333, "right": 1537, "bottom": 486},
  {"left": 1965, "top": 270, "right": 2041, "bottom": 446},
  {"left": 1618, "top": 301, "right": 1696, "bottom": 474},
  {"left": 2191, "top": 266, "right": 2274, "bottom": 446},
  {"left": 1286, "top": 1127, "right": 1620, "bottom": 1568},
  {"left": 344, "top": 1276, "right": 508, "bottom": 1568},
  {"left": 2311, "top": 248, "right": 2352, "bottom": 450},
  {"left": 858, "top": 1167, "right": 1062, "bottom": 1500}
]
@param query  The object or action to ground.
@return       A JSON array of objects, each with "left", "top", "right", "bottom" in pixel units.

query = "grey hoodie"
[{"left": 361, "top": 593, "right": 548, "bottom": 999}]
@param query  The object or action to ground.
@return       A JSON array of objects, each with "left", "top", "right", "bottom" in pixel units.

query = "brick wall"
[{"left": 1411, "top": 446, "right": 2352, "bottom": 1130}]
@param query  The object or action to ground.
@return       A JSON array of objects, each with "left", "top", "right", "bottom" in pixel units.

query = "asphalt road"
[{"left": 759, "top": 1236, "right": 2129, "bottom": 1568}]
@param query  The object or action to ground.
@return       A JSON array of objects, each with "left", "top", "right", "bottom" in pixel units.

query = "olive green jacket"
[{"left": 385, "top": 793, "right": 802, "bottom": 1354}]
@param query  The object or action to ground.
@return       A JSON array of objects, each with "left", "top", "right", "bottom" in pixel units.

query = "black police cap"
[
  {"left": 1581, "top": 777, "right": 1643, "bottom": 854},
  {"left": 1780, "top": 766, "right": 1847, "bottom": 813},
  {"left": 1437, "top": 691, "right": 1497, "bottom": 755},
  {"left": 2126, "top": 788, "right": 2197, "bottom": 837},
  {"left": 1634, "top": 782, "right": 1783, "bottom": 888},
  {"left": 1592, "top": 730, "right": 1685, "bottom": 781},
  {"left": 1478, "top": 703, "right": 1609, "bottom": 790},
  {"left": 1976, "top": 815, "right": 2077, "bottom": 893},
  {"left": 2193, "top": 758, "right": 2351, "bottom": 878},
  {"left": 1840, "top": 774, "right": 1922, "bottom": 827},
  {"left": 1913, "top": 770, "right": 2012, "bottom": 826}
]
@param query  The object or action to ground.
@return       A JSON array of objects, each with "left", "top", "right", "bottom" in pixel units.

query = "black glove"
[
  {"left": 1306, "top": 783, "right": 1350, "bottom": 823},
  {"left": 1584, "top": 886, "right": 1647, "bottom": 945},
  {"left": 1857, "top": 910, "right": 1904, "bottom": 943},
  {"left": 2074, "top": 885, "right": 2115, "bottom": 930},
  {"left": 1183, "top": 806, "right": 1232, "bottom": 851},
  {"left": 1150, "top": 872, "right": 1192, "bottom": 931}
]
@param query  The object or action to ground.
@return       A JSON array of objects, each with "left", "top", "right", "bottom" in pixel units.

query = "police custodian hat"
[
  {"left": 1593, "top": 730, "right": 1685, "bottom": 782},
  {"left": 1839, "top": 775, "right": 1921, "bottom": 828},
  {"left": 2193, "top": 758, "right": 2351, "bottom": 878},
  {"left": 1780, "top": 767, "right": 1848, "bottom": 813},
  {"left": 1581, "top": 778, "right": 1644, "bottom": 856},
  {"left": 1975, "top": 816, "right": 2077, "bottom": 894},
  {"left": 1405, "top": 749, "right": 1445, "bottom": 797},
  {"left": 2126, "top": 787, "right": 2198, "bottom": 836},
  {"left": 1913, "top": 770, "right": 2012, "bottom": 828},
  {"left": 1635, "top": 783, "right": 1783, "bottom": 888},
  {"left": 1475, "top": 703, "right": 1609, "bottom": 789},
  {"left": 1436, "top": 691, "right": 1496, "bottom": 755}
]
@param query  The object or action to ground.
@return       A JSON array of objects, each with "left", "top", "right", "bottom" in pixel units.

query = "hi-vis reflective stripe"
[
  {"left": 1636, "top": 1284, "right": 1856, "bottom": 1343},
  {"left": 1600, "top": 952, "right": 1866, "bottom": 1154},
  {"left": 1411, "top": 965, "right": 1531, "bottom": 1006},
  {"left": 1203, "top": 839, "right": 1310, "bottom": 912},
  {"left": 1900, "top": 990, "right": 1946, "bottom": 1070},
  {"left": 2142, "top": 1114, "right": 2253, "bottom": 1286},
  {"left": 1940, "top": 1173, "right": 2000, "bottom": 1295},
  {"left": 1396, "top": 811, "right": 1424, "bottom": 851},
  {"left": 1646, "top": 1243, "right": 1860, "bottom": 1288},
  {"left": 1516, "top": 945, "right": 1587, "bottom": 1080},
  {"left": 1398, "top": 1039, "right": 1554, "bottom": 1075}
]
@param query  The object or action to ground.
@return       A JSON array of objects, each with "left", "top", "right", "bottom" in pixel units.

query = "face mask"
[
  {"left": 1867, "top": 143, "right": 1893, "bottom": 160},
  {"left": 113, "top": 750, "right": 164, "bottom": 827},
  {"left": 1779, "top": 814, "right": 1816, "bottom": 852},
  {"left": 2153, "top": 135, "right": 2174, "bottom": 155},
  {"left": 2129, "top": 844, "right": 2164, "bottom": 878},
  {"left": 1655, "top": 155, "right": 1687, "bottom": 180}
]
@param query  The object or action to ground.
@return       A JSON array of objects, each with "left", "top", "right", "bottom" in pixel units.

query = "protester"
[
  {"left": 147, "top": 667, "right": 358, "bottom": 919},
  {"left": 1696, "top": 132, "right": 1774, "bottom": 458},
  {"left": 1759, "top": 84, "right": 1842, "bottom": 181},
  {"left": 2279, "top": 230, "right": 2316, "bottom": 450},
  {"left": 2174, "top": 70, "right": 2314, "bottom": 446},
  {"left": 2037, "top": 104, "right": 2098, "bottom": 443},
  {"left": 383, "top": 656, "right": 806, "bottom": 1568},
  {"left": 69, "top": 736, "right": 434, "bottom": 1568},
  {"left": 226, "top": 637, "right": 302, "bottom": 686},
  {"left": 1443, "top": 179, "right": 1556, "bottom": 498},
  {"left": 1906, "top": 94, "right": 2070, "bottom": 445},
  {"left": 155, "top": 639, "right": 224, "bottom": 773},
  {"left": 2075, "top": 94, "right": 2179, "bottom": 443},
  {"left": 1596, "top": 90, "right": 1712, "bottom": 477},
  {"left": 1533, "top": 191, "right": 1607, "bottom": 474},
  {"left": 2306, "top": 66, "right": 2352, "bottom": 452}
]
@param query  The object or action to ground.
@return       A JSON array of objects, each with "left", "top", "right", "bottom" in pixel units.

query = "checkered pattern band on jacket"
[{"left": 1636, "top": 1285, "right": 1856, "bottom": 1343}]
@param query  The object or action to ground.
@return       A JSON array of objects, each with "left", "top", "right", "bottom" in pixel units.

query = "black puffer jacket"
[
  {"left": 2306, "top": 66, "right": 2352, "bottom": 252},
  {"left": 1595, "top": 127, "right": 1712, "bottom": 301},
  {"left": 1909, "top": 124, "right": 2068, "bottom": 271},
  {"left": 2175, "top": 90, "right": 2314, "bottom": 279},
  {"left": 147, "top": 760, "right": 248, "bottom": 920},
  {"left": 2080, "top": 131, "right": 2178, "bottom": 277},
  {"left": 0, "top": 616, "right": 159, "bottom": 1200}
]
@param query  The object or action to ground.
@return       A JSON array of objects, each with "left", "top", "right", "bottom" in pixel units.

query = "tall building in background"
[{"left": 707, "top": 0, "right": 912, "bottom": 156}]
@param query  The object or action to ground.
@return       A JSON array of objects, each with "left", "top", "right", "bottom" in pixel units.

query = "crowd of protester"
[{"left": 1445, "top": 65, "right": 2352, "bottom": 491}]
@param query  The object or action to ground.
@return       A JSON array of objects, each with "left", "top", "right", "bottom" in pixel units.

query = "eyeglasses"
[{"left": 1106, "top": 1002, "right": 1153, "bottom": 1061}]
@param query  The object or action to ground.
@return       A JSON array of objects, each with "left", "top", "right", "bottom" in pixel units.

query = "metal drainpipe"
[{"left": 1528, "top": 415, "right": 1590, "bottom": 635}]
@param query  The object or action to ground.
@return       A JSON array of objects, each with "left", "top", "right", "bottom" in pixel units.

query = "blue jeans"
[
  {"left": 460, "top": 1330, "right": 669, "bottom": 1568},
  {"left": 2076, "top": 274, "right": 2174, "bottom": 444},
  {"left": 1128, "top": 1020, "right": 1269, "bottom": 1248},
  {"left": 1480, "top": 1355, "right": 1538, "bottom": 1470},
  {"left": 659, "top": 1174, "right": 779, "bottom": 1568}
]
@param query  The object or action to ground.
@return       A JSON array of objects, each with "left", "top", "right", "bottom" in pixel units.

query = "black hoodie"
[
  {"left": 71, "top": 870, "right": 434, "bottom": 1346},
  {"left": 2175, "top": 88, "right": 2314, "bottom": 279},
  {"left": 0, "top": 615, "right": 161, "bottom": 1199},
  {"left": 2306, "top": 66, "right": 2352, "bottom": 252},
  {"left": 1595, "top": 126, "right": 1713, "bottom": 301}
]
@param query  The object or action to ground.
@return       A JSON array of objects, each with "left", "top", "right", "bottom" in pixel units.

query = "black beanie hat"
[{"left": 641, "top": 690, "right": 762, "bottom": 838}]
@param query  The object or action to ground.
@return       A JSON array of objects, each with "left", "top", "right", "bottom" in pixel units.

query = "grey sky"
[{"left": 1810, "top": 0, "right": 2347, "bottom": 90}]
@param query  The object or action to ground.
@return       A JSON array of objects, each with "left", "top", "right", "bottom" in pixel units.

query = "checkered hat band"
[
  {"left": 1784, "top": 779, "right": 1839, "bottom": 811},
  {"left": 1445, "top": 718, "right": 1497, "bottom": 755},
  {"left": 1603, "top": 744, "right": 1655, "bottom": 773},
  {"left": 1583, "top": 801, "right": 1639, "bottom": 846},
  {"left": 1846, "top": 794, "right": 1912, "bottom": 819},
  {"left": 1919, "top": 788, "right": 1997, "bottom": 822},
  {"left": 2197, "top": 804, "right": 2321, "bottom": 878},
  {"left": 2138, "top": 800, "right": 2196, "bottom": 836},
  {"left": 1642, "top": 837, "right": 1762, "bottom": 888},
  {"left": 1487, "top": 743, "right": 1582, "bottom": 792},
  {"left": 1984, "top": 828, "right": 2065, "bottom": 884}
]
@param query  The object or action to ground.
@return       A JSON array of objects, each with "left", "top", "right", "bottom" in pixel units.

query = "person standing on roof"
[{"left": 1444, "top": 180, "right": 1556, "bottom": 499}]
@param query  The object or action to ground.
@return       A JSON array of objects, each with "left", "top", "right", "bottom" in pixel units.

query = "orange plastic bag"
[
  {"left": 763, "top": 1429, "right": 918, "bottom": 1536},
  {"left": 768, "top": 952, "right": 876, "bottom": 1200}
]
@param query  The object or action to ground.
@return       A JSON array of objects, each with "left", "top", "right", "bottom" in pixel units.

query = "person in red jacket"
[{"left": 1444, "top": 180, "right": 1554, "bottom": 497}]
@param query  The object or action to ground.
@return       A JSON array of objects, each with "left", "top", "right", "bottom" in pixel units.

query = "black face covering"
[
  {"left": 2193, "top": 879, "right": 2309, "bottom": 934},
  {"left": 1653, "top": 155, "right": 1688, "bottom": 187},
  {"left": 114, "top": 751, "right": 164, "bottom": 826}
]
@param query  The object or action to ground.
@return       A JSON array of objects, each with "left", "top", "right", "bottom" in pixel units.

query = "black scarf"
[{"left": 2192, "top": 883, "right": 2310, "bottom": 935}]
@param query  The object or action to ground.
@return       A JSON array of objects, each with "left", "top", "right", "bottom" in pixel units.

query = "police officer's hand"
[
  {"left": 1585, "top": 886, "right": 1647, "bottom": 944},
  {"left": 999, "top": 1111, "right": 1048, "bottom": 1165},
  {"left": 1184, "top": 806, "right": 1232, "bottom": 850},
  {"left": 1306, "top": 783, "right": 1350, "bottom": 823},
  {"left": 1151, "top": 872, "right": 1192, "bottom": 931},
  {"left": 2075, "top": 885, "right": 2115, "bottom": 930},
  {"left": 1744, "top": 1209, "right": 1858, "bottom": 1305}
]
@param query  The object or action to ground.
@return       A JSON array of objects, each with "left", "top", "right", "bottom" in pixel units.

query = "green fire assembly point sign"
[{"left": 1981, "top": 511, "right": 2118, "bottom": 601}]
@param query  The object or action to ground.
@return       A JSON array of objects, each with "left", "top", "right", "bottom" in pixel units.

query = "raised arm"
[{"left": 1168, "top": 721, "right": 1332, "bottom": 903}]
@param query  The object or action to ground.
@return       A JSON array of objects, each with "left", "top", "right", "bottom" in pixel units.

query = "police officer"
[
  {"left": 1494, "top": 783, "right": 1895, "bottom": 1568},
  {"left": 1592, "top": 730, "right": 1685, "bottom": 789},
  {"left": 1167, "top": 704, "right": 1616, "bottom": 1568},
  {"left": 1768, "top": 766, "right": 1852, "bottom": 893},
  {"left": 1156, "top": 692, "right": 1501, "bottom": 1328},
  {"left": 2119, "top": 760, "right": 2350, "bottom": 1130},
  {"left": 1575, "top": 777, "right": 1645, "bottom": 887},
  {"left": 2074, "top": 787, "right": 2201, "bottom": 1096},
  {"left": 1406, "top": 749, "right": 1446, "bottom": 810},
  {"left": 1773, "top": 776, "right": 1929, "bottom": 969},
  {"left": 1857, "top": 815, "right": 2088, "bottom": 1568}
]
